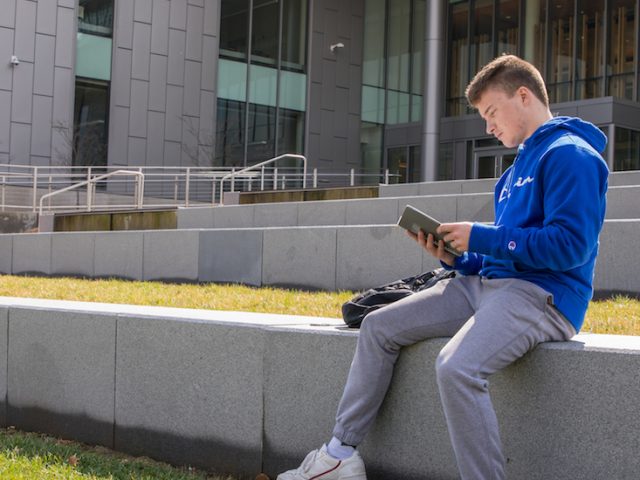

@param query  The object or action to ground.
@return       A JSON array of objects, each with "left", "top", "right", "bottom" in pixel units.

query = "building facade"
[{"left": 1, "top": 0, "right": 639, "bottom": 183}]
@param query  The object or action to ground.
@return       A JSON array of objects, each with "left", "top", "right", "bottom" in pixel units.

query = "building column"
[{"left": 421, "top": 0, "right": 446, "bottom": 182}]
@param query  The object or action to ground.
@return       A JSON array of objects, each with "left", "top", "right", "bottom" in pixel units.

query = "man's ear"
[{"left": 518, "top": 86, "right": 532, "bottom": 105}]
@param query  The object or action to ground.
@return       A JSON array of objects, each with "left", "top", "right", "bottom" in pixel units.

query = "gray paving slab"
[
  {"left": 345, "top": 198, "right": 400, "bottom": 225},
  {"left": 12, "top": 233, "right": 51, "bottom": 275},
  {"left": 605, "top": 185, "right": 640, "bottom": 219},
  {"left": 115, "top": 315, "right": 265, "bottom": 476},
  {"left": 7, "top": 307, "right": 116, "bottom": 446},
  {"left": 198, "top": 229, "right": 263, "bottom": 286},
  {"left": 297, "top": 200, "right": 347, "bottom": 226},
  {"left": 143, "top": 230, "right": 199, "bottom": 281},
  {"left": 0, "top": 234, "right": 12, "bottom": 273},
  {"left": 253, "top": 202, "right": 299, "bottom": 227},
  {"left": 262, "top": 227, "right": 337, "bottom": 290},
  {"left": 212, "top": 204, "right": 255, "bottom": 228},
  {"left": 456, "top": 192, "right": 495, "bottom": 222},
  {"left": 396, "top": 195, "right": 458, "bottom": 223},
  {"left": 176, "top": 206, "right": 215, "bottom": 229},
  {"left": 593, "top": 220, "right": 639, "bottom": 296},
  {"left": 51, "top": 232, "right": 95, "bottom": 277},
  {"left": 336, "top": 225, "right": 423, "bottom": 291},
  {"left": 94, "top": 231, "right": 144, "bottom": 280}
]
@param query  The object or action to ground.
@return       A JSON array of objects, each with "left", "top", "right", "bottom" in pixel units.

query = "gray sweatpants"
[{"left": 332, "top": 275, "right": 576, "bottom": 480}]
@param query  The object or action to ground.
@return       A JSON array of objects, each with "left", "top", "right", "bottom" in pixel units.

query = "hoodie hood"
[{"left": 523, "top": 116, "right": 607, "bottom": 154}]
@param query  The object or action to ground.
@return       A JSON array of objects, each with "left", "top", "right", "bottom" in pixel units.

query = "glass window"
[
  {"left": 614, "top": 127, "right": 640, "bottom": 171},
  {"left": 278, "top": 108, "right": 305, "bottom": 155},
  {"left": 387, "top": 147, "right": 407, "bottom": 183},
  {"left": 220, "top": 0, "right": 250, "bottom": 60},
  {"left": 76, "top": 33, "right": 112, "bottom": 81},
  {"left": 387, "top": 0, "right": 411, "bottom": 93},
  {"left": 249, "top": 64, "right": 277, "bottom": 107},
  {"left": 472, "top": 0, "right": 494, "bottom": 73},
  {"left": 409, "top": 145, "right": 422, "bottom": 182},
  {"left": 548, "top": 0, "right": 575, "bottom": 103},
  {"left": 281, "top": 0, "right": 307, "bottom": 70},
  {"left": 363, "top": 0, "right": 386, "bottom": 88},
  {"left": 78, "top": 0, "right": 113, "bottom": 37},
  {"left": 73, "top": 80, "right": 109, "bottom": 166},
  {"left": 497, "top": 0, "right": 519, "bottom": 55},
  {"left": 216, "top": 99, "right": 246, "bottom": 167},
  {"left": 438, "top": 142, "right": 454, "bottom": 180},
  {"left": 361, "top": 123, "right": 384, "bottom": 177},
  {"left": 447, "top": 1, "right": 470, "bottom": 116},
  {"left": 251, "top": 0, "right": 280, "bottom": 66},
  {"left": 279, "top": 70, "right": 307, "bottom": 111},
  {"left": 247, "top": 104, "right": 276, "bottom": 162},
  {"left": 361, "top": 85, "right": 386, "bottom": 124},
  {"left": 411, "top": 0, "right": 425, "bottom": 122},
  {"left": 607, "top": 0, "right": 636, "bottom": 99},
  {"left": 218, "top": 59, "right": 248, "bottom": 102},
  {"left": 576, "top": 0, "right": 605, "bottom": 99}
]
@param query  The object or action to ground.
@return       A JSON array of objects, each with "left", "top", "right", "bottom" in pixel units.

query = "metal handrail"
[
  {"left": 38, "top": 170, "right": 145, "bottom": 215},
  {"left": 218, "top": 154, "right": 307, "bottom": 205}
]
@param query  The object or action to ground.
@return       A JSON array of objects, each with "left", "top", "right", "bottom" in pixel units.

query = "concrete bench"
[{"left": 0, "top": 296, "right": 638, "bottom": 479}]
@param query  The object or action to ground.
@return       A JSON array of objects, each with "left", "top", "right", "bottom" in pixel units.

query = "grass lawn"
[
  {"left": 0, "top": 427, "right": 233, "bottom": 480},
  {"left": 0, "top": 274, "right": 638, "bottom": 335}
]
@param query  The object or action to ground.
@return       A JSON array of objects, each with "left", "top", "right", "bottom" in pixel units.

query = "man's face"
[{"left": 475, "top": 87, "right": 530, "bottom": 148}]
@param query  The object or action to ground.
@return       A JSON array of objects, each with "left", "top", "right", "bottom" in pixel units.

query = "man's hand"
[
  {"left": 438, "top": 222, "right": 473, "bottom": 253},
  {"left": 406, "top": 230, "right": 456, "bottom": 267}
]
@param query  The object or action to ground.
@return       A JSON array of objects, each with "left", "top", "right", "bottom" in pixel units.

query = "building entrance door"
[{"left": 472, "top": 148, "right": 517, "bottom": 178}]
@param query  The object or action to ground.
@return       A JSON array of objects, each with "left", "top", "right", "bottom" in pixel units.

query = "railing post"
[
  {"left": 1, "top": 176, "right": 5, "bottom": 212},
  {"left": 185, "top": 167, "right": 191, "bottom": 207},
  {"left": 350, "top": 168, "right": 355, "bottom": 186},
  {"left": 273, "top": 167, "right": 278, "bottom": 190},
  {"left": 211, "top": 178, "right": 216, "bottom": 205},
  {"left": 32, "top": 166, "right": 38, "bottom": 212},
  {"left": 174, "top": 175, "right": 179, "bottom": 202},
  {"left": 384, "top": 169, "right": 390, "bottom": 185},
  {"left": 261, "top": 166, "right": 265, "bottom": 191},
  {"left": 313, "top": 168, "right": 318, "bottom": 188},
  {"left": 231, "top": 167, "right": 236, "bottom": 193}
]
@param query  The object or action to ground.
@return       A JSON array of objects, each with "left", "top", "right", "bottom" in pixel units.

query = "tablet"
[{"left": 397, "top": 205, "right": 462, "bottom": 257}]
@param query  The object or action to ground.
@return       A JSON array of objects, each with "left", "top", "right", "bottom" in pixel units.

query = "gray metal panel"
[
  {"left": 185, "top": 4, "right": 203, "bottom": 61},
  {"left": 201, "top": 35, "right": 217, "bottom": 91},
  {"left": 35, "top": 0, "right": 57, "bottom": 36},
  {"left": 11, "top": 60, "right": 33, "bottom": 124},
  {"left": 0, "top": 91, "right": 10, "bottom": 153},
  {"left": 0, "top": 27, "right": 13, "bottom": 91},
  {"left": 0, "top": 1, "right": 15, "bottom": 28},
  {"left": 134, "top": 0, "right": 153, "bottom": 23},
  {"left": 164, "top": 85, "right": 184, "bottom": 142},
  {"left": 203, "top": 0, "right": 220, "bottom": 37},
  {"left": 57, "top": 0, "right": 75, "bottom": 8},
  {"left": 129, "top": 79, "right": 149, "bottom": 138},
  {"left": 131, "top": 22, "right": 151, "bottom": 81},
  {"left": 14, "top": 0, "right": 36, "bottom": 63},
  {"left": 7, "top": 307, "right": 116, "bottom": 446},
  {"left": 167, "top": 28, "right": 186, "bottom": 86},
  {"left": 127, "top": 136, "right": 146, "bottom": 166},
  {"left": 180, "top": 115, "right": 198, "bottom": 165},
  {"left": 33, "top": 33, "right": 55, "bottom": 96},
  {"left": 30, "top": 95, "right": 53, "bottom": 157},
  {"left": 320, "top": 60, "right": 336, "bottom": 110},
  {"left": 112, "top": 47, "right": 132, "bottom": 107},
  {"left": 0, "top": 235, "right": 12, "bottom": 273},
  {"left": 199, "top": 90, "right": 215, "bottom": 144},
  {"left": 54, "top": 6, "right": 74, "bottom": 68},
  {"left": 150, "top": 0, "right": 170, "bottom": 55},
  {"left": 148, "top": 54, "right": 168, "bottom": 112},
  {"left": 169, "top": 0, "right": 188, "bottom": 30},
  {"left": 10, "top": 122, "right": 30, "bottom": 164},
  {"left": 183, "top": 61, "right": 201, "bottom": 116},
  {"left": 108, "top": 106, "right": 130, "bottom": 165},
  {"left": 163, "top": 140, "right": 181, "bottom": 166},
  {"left": 115, "top": 0, "right": 134, "bottom": 49},
  {"left": 146, "top": 110, "right": 165, "bottom": 165}
]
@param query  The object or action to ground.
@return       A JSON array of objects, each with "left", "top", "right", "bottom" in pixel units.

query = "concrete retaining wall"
[
  {"left": 0, "top": 297, "right": 638, "bottom": 479},
  {"left": 1, "top": 220, "right": 639, "bottom": 296},
  {"left": 177, "top": 185, "right": 640, "bottom": 230}
]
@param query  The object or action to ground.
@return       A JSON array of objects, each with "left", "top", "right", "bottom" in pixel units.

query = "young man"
[{"left": 277, "top": 55, "right": 609, "bottom": 480}]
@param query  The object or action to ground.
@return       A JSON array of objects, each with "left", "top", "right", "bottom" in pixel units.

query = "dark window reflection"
[
  {"left": 78, "top": 0, "right": 113, "bottom": 37},
  {"left": 220, "top": 0, "right": 250, "bottom": 60},
  {"left": 73, "top": 80, "right": 109, "bottom": 166}
]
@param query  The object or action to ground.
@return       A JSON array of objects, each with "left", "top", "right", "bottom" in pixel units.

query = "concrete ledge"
[{"left": 0, "top": 296, "right": 638, "bottom": 479}]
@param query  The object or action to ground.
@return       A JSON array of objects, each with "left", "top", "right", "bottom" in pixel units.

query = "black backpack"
[{"left": 341, "top": 268, "right": 456, "bottom": 328}]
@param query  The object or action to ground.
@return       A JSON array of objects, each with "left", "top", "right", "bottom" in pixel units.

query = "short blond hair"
[{"left": 465, "top": 55, "right": 549, "bottom": 108}]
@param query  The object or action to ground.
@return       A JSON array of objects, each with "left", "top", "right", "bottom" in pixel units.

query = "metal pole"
[
  {"left": 32, "top": 167, "right": 38, "bottom": 213},
  {"left": 350, "top": 168, "right": 355, "bottom": 186},
  {"left": 273, "top": 167, "right": 278, "bottom": 190},
  {"left": 185, "top": 167, "right": 191, "bottom": 207},
  {"left": 261, "top": 166, "right": 265, "bottom": 190},
  {"left": 384, "top": 169, "right": 390, "bottom": 185},
  {"left": 1, "top": 176, "right": 5, "bottom": 212}
]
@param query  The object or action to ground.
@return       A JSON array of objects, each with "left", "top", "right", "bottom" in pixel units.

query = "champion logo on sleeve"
[{"left": 508, "top": 240, "right": 517, "bottom": 251}]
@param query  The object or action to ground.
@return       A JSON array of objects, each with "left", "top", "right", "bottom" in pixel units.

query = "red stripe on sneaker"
[{"left": 309, "top": 460, "right": 342, "bottom": 479}]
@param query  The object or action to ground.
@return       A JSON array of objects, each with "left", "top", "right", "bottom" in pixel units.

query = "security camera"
[
  {"left": 10, "top": 56, "right": 19, "bottom": 66},
  {"left": 330, "top": 42, "right": 345, "bottom": 53}
]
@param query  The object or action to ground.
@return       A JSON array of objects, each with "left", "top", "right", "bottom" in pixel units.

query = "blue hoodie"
[{"left": 450, "top": 116, "right": 609, "bottom": 332}]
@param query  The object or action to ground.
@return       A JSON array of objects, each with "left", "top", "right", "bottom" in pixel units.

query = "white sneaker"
[{"left": 277, "top": 444, "right": 367, "bottom": 480}]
